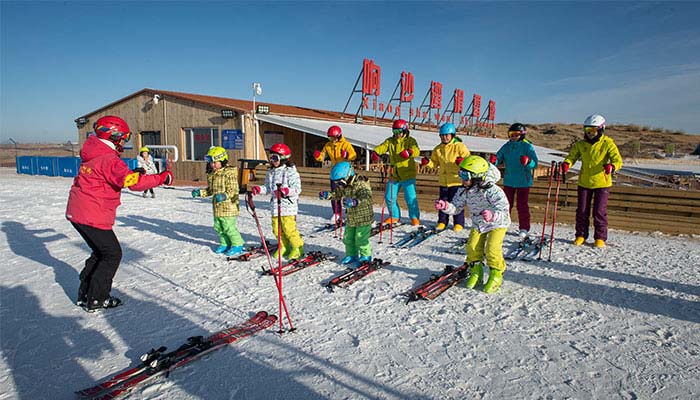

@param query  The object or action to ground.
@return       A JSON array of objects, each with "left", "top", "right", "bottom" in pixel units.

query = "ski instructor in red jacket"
[{"left": 66, "top": 115, "right": 173, "bottom": 312}]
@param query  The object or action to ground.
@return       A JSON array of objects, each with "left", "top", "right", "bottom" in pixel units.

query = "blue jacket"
[{"left": 495, "top": 139, "right": 538, "bottom": 188}]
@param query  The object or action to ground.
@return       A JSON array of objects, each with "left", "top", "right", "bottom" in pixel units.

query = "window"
[{"left": 184, "top": 128, "right": 220, "bottom": 161}]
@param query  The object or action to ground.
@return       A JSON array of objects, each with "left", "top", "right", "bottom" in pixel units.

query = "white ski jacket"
[{"left": 258, "top": 165, "right": 302, "bottom": 217}]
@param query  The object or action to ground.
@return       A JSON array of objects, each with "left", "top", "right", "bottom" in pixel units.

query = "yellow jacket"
[
  {"left": 315, "top": 137, "right": 356, "bottom": 165},
  {"left": 563, "top": 134, "right": 623, "bottom": 189},
  {"left": 425, "top": 137, "right": 471, "bottom": 187},
  {"left": 374, "top": 135, "right": 420, "bottom": 182}
]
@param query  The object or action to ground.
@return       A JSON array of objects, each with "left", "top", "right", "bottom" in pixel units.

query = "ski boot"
[
  {"left": 594, "top": 239, "right": 606, "bottom": 248},
  {"left": 84, "top": 296, "right": 123, "bottom": 313},
  {"left": 483, "top": 269, "right": 503, "bottom": 294},
  {"left": 453, "top": 224, "right": 463, "bottom": 232},
  {"left": 214, "top": 245, "right": 229, "bottom": 254},
  {"left": 286, "top": 245, "right": 304, "bottom": 260},
  {"left": 341, "top": 256, "right": 359, "bottom": 265},
  {"left": 573, "top": 237, "right": 585, "bottom": 246},
  {"left": 436, "top": 223, "right": 446, "bottom": 231},
  {"left": 273, "top": 245, "right": 287, "bottom": 259},
  {"left": 465, "top": 262, "right": 484, "bottom": 289},
  {"left": 225, "top": 245, "right": 245, "bottom": 257}
]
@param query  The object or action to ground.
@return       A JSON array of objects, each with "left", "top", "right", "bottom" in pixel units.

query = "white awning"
[{"left": 256, "top": 114, "right": 568, "bottom": 167}]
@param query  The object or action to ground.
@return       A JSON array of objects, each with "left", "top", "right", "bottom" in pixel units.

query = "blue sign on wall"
[{"left": 222, "top": 129, "right": 243, "bottom": 150}]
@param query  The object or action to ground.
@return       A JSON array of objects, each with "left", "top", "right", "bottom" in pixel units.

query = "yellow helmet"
[
  {"left": 206, "top": 146, "right": 228, "bottom": 162},
  {"left": 139, "top": 146, "right": 150, "bottom": 153},
  {"left": 458, "top": 155, "right": 489, "bottom": 179}
]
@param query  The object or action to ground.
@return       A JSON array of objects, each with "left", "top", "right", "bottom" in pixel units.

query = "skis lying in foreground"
[
  {"left": 404, "top": 264, "right": 471, "bottom": 303},
  {"left": 262, "top": 251, "right": 337, "bottom": 277},
  {"left": 326, "top": 259, "right": 390, "bottom": 290},
  {"left": 227, "top": 241, "right": 278, "bottom": 262},
  {"left": 75, "top": 311, "right": 277, "bottom": 399}
]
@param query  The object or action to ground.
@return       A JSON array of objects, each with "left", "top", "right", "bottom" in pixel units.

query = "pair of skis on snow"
[
  {"left": 403, "top": 264, "right": 471, "bottom": 303},
  {"left": 391, "top": 226, "right": 444, "bottom": 249},
  {"left": 75, "top": 311, "right": 277, "bottom": 399},
  {"left": 504, "top": 236, "right": 550, "bottom": 261}
]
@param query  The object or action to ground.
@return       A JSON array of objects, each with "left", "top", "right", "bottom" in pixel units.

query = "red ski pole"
[
  {"left": 274, "top": 184, "right": 295, "bottom": 333},
  {"left": 548, "top": 163, "right": 563, "bottom": 261},
  {"left": 537, "top": 161, "right": 556, "bottom": 260}
]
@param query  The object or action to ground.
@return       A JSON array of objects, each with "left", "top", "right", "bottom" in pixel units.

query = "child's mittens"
[
  {"left": 250, "top": 186, "right": 262, "bottom": 195},
  {"left": 481, "top": 209, "right": 495, "bottom": 222},
  {"left": 191, "top": 189, "right": 201, "bottom": 198},
  {"left": 214, "top": 193, "right": 228, "bottom": 203},
  {"left": 343, "top": 198, "right": 358, "bottom": 208},
  {"left": 399, "top": 149, "right": 413, "bottom": 159},
  {"left": 319, "top": 191, "right": 331, "bottom": 200},
  {"left": 420, "top": 157, "right": 430, "bottom": 166},
  {"left": 520, "top": 155, "right": 530, "bottom": 166},
  {"left": 340, "top": 150, "right": 349, "bottom": 159},
  {"left": 434, "top": 199, "right": 448, "bottom": 211},
  {"left": 274, "top": 187, "right": 290, "bottom": 198},
  {"left": 159, "top": 171, "right": 174, "bottom": 185},
  {"left": 313, "top": 150, "right": 322, "bottom": 160},
  {"left": 489, "top": 154, "right": 498, "bottom": 164},
  {"left": 455, "top": 156, "right": 464, "bottom": 166}
]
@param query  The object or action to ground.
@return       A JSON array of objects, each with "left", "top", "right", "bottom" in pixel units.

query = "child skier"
[
  {"left": 66, "top": 115, "right": 173, "bottom": 312},
  {"left": 137, "top": 146, "right": 159, "bottom": 198},
  {"left": 191, "top": 146, "right": 245, "bottom": 257},
  {"left": 314, "top": 125, "right": 357, "bottom": 224},
  {"left": 250, "top": 143, "right": 305, "bottom": 260},
  {"left": 319, "top": 161, "right": 373, "bottom": 267},
  {"left": 420, "top": 122, "right": 471, "bottom": 231},
  {"left": 434, "top": 155, "right": 510, "bottom": 294},
  {"left": 491, "top": 123, "right": 539, "bottom": 239}
]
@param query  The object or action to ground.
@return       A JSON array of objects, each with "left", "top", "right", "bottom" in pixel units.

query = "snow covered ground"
[{"left": 1, "top": 167, "right": 699, "bottom": 400}]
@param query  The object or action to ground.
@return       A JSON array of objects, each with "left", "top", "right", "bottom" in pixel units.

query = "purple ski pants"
[
  {"left": 575, "top": 186, "right": 610, "bottom": 241},
  {"left": 503, "top": 186, "right": 531, "bottom": 232}
]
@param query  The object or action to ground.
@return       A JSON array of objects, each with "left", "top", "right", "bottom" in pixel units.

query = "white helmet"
[{"left": 584, "top": 114, "right": 606, "bottom": 129}]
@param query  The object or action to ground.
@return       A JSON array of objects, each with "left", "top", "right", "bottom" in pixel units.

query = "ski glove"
[
  {"left": 160, "top": 171, "right": 173, "bottom": 185},
  {"left": 313, "top": 150, "right": 322, "bottom": 160},
  {"left": 344, "top": 198, "right": 358, "bottom": 208},
  {"left": 214, "top": 193, "right": 227, "bottom": 203},
  {"left": 561, "top": 162, "right": 570, "bottom": 174},
  {"left": 191, "top": 189, "right": 201, "bottom": 198},
  {"left": 434, "top": 199, "right": 449, "bottom": 211},
  {"left": 340, "top": 150, "right": 348, "bottom": 159},
  {"left": 420, "top": 157, "right": 430, "bottom": 166},
  {"left": 399, "top": 149, "right": 413, "bottom": 159},
  {"left": 250, "top": 186, "right": 262, "bottom": 195},
  {"left": 132, "top": 167, "right": 147, "bottom": 175},
  {"left": 489, "top": 154, "right": 498, "bottom": 164},
  {"left": 371, "top": 151, "right": 380, "bottom": 163},
  {"left": 481, "top": 209, "right": 495, "bottom": 222},
  {"left": 604, "top": 163, "right": 615, "bottom": 174},
  {"left": 319, "top": 191, "right": 332, "bottom": 200},
  {"left": 274, "top": 187, "right": 290, "bottom": 198},
  {"left": 520, "top": 155, "right": 530, "bottom": 166},
  {"left": 455, "top": 157, "right": 464, "bottom": 166}
]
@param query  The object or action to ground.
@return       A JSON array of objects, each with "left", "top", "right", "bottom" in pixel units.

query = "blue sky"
[{"left": 2, "top": 1, "right": 700, "bottom": 142}]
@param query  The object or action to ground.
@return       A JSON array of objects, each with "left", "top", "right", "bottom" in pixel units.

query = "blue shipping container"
[
  {"left": 37, "top": 157, "right": 58, "bottom": 176},
  {"left": 57, "top": 157, "right": 82, "bottom": 177},
  {"left": 16, "top": 156, "right": 38, "bottom": 175}
]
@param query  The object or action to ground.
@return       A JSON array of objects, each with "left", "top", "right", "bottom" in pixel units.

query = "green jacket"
[
  {"left": 197, "top": 166, "right": 240, "bottom": 217},
  {"left": 331, "top": 176, "right": 373, "bottom": 227},
  {"left": 563, "top": 134, "right": 623, "bottom": 189},
  {"left": 374, "top": 135, "right": 420, "bottom": 182},
  {"left": 425, "top": 136, "right": 471, "bottom": 187}
]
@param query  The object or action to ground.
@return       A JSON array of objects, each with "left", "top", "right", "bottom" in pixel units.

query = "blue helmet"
[
  {"left": 439, "top": 123, "right": 456, "bottom": 135},
  {"left": 330, "top": 161, "right": 355, "bottom": 183}
]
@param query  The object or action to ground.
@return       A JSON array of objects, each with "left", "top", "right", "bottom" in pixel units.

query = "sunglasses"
[
  {"left": 332, "top": 178, "right": 347, "bottom": 187},
  {"left": 458, "top": 169, "right": 472, "bottom": 181},
  {"left": 269, "top": 154, "right": 281, "bottom": 162},
  {"left": 584, "top": 126, "right": 599, "bottom": 134},
  {"left": 508, "top": 130, "right": 523, "bottom": 138},
  {"left": 392, "top": 128, "right": 406, "bottom": 135}
]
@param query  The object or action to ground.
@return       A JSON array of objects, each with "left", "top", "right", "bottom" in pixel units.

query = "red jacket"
[{"left": 66, "top": 135, "right": 163, "bottom": 229}]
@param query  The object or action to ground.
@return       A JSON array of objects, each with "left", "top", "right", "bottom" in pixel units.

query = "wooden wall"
[{"left": 248, "top": 165, "right": 700, "bottom": 236}]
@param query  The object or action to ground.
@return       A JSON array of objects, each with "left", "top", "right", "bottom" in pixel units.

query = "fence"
[{"left": 15, "top": 156, "right": 139, "bottom": 178}]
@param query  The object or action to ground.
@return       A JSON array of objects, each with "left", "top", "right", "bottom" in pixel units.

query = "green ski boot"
[
  {"left": 483, "top": 268, "right": 503, "bottom": 294},
  {"left": 465, "top": 262, "right": 484, "bottom": 289}
]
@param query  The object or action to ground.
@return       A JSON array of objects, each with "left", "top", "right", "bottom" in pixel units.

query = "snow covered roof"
[{"left": 256, "top": 114, "right": 567, "bottom": 167}]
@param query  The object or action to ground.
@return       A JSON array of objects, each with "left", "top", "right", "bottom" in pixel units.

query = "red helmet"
[
  {"left": 327, "top": 125, "right": 342, "bottom": 138},
  {"left": 392, "top": 119, "right": 409, "bottom": 134},
  {"left": 93, "top": 116, "right": 131, "bottom": 144},
  {"left": 270, "top": 143, "right": 291, "bottom": 159}
]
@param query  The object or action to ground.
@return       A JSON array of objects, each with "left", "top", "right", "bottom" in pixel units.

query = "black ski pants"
[{"left": 71, "top": 222, "right": 122, "bottom": 303}]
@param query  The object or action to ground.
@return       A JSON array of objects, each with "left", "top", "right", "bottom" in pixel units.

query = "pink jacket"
[{"left": 66, "top": 135, "right": 164, "bottom": 229}]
